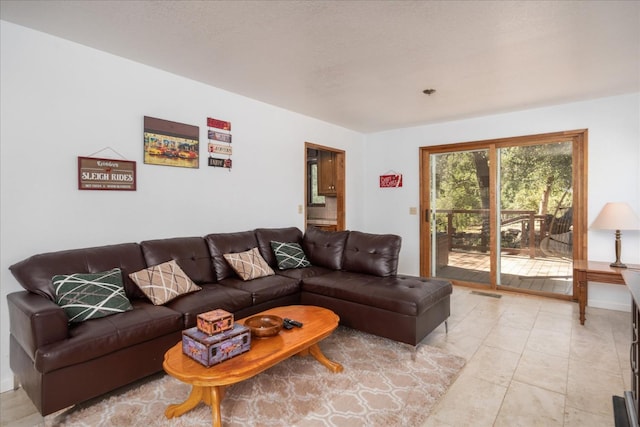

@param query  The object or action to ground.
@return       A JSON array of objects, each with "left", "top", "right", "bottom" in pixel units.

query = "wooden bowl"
[{"left": 244, "top": 314, "right": 283, "bottom": 338}]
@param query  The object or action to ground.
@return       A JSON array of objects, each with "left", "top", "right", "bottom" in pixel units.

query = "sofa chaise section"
[{"left": 300, "top": 229, "right": 452, "bottom": 345}]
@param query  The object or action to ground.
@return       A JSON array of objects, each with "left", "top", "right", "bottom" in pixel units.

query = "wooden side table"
[{"left": 573, "top": 260, "right": 640, "bottom": 325}]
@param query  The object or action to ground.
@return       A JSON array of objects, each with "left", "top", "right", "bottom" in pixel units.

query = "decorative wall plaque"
[
  {"left": 78, "top": 157, "right": 136, "bottom": 191},
  {"left": 379, "top": 173, "right": 403, "bottom": 188},
  {"left": 207, "top": 116, "right": 232, "bottom": 170}
]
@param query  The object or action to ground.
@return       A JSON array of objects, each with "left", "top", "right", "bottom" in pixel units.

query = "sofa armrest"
[{"left": 7, "top": 291, "right": 69, "bottom": 360}]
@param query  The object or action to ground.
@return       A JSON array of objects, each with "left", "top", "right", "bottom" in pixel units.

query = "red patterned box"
[
  {"left": 182, "top": 324, "right": 251, "bottom": 367},
  {"left": 197, "top": 309, "right": 233, "bottom": 335}
]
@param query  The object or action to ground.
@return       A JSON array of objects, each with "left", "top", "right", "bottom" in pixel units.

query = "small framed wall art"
[
  {"left": 143, "top": 116, "right": 199, "bottom": 168},
  {"left": 78, "top": 157, "right": 137, "bottom": 191}
]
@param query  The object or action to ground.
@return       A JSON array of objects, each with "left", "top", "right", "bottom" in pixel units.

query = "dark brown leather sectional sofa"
[{"left": 7, "top": 226, "right": 452, "bottom": 416}]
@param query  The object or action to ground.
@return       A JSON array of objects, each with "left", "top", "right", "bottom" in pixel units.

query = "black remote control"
[
  {"left": 284, "top": 318, "right": 303, "bottom": 328},
  {"left": 282, "top": 320, "right": 294, "bottom": 329}
]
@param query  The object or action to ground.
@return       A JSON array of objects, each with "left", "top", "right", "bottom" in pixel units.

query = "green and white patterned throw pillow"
[
  {"left": 52, "top": 268, "right": 133, "bottom": 323},
  {"left": 270, "top": 241, "right": 311, "bottom": 270}
]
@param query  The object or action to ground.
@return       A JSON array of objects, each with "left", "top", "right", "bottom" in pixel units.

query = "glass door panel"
[
  {"left": 421, "top": 130, "right": 586, "bottom": 300},
  {"left": 497, "top": 142, "right": 573, "bottom": 295},
  {"left": 431, "top": 150, "right": 491, "bottom": 285}
]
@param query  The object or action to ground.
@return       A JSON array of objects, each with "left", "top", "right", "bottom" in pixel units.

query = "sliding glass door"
[
  {"left": 420, "top": 130, "right": 586, "bottom": 300},
  {"left": 497, "top": 141, "right": 574, "bottom": 295},
  {"left": 430, "top": 149, "right": 492, "bottom": 285}
]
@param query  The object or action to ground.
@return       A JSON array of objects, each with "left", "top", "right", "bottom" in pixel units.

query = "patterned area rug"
[{"left": 45, "top": 327, "right": 465, "bottom": 426}]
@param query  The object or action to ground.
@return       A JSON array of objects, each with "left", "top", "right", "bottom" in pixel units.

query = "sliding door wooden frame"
[{"left": 419, "top": 129, "right": 588, "bottom": 299}]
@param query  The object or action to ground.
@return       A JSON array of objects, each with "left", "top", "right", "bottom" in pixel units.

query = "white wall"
[
  {"left": 2, "top": 18, "right": 638, "bottom": 396},
  {"left": 0, "top": 21, "right": 365, "bottom": 392},
  {"left": 364, "top": 93, "right": 640, "bottom": 309}
]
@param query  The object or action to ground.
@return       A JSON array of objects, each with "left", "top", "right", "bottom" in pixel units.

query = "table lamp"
[{"left": 590, "top": 202, "right": 640, "bottom": 268}]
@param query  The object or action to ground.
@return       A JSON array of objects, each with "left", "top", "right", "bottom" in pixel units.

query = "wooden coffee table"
[{"left": 162, "top": 305, "right": 343, "bottom": 427}]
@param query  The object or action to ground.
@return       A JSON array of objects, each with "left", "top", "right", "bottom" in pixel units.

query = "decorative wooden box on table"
[
  {"left": 182, "top": 309, "right": 251, "bottom": 367},
  {"left": 196, "top": 309, "right": 234, "bottom": 335}
]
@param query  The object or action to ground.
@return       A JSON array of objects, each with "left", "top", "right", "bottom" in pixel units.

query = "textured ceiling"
[{"left": 1, "top": 0, "right": 639, "bottom": 132}]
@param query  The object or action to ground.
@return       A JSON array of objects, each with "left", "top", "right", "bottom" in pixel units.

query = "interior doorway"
[
  {"left": 419, "top": 130, "right": 587, "bottom": 300},
  {"left": 305, "top": 142, "right": 345, "bottom": 231}
]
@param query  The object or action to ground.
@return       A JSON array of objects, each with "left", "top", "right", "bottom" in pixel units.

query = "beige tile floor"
[
  {"left": 0, "top": 286, "right": 630, "bottom": 426},
  {"left": 422, "top": 286, "right": 629, "bottom": 427}
]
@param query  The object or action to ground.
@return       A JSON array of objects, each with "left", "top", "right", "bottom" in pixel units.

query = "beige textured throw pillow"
[
  {"left": 129, "top": 260, "right": 201, "bottom": 305},
  {"left": 223, "top": 247, "right": 275, "bottom": 281}
]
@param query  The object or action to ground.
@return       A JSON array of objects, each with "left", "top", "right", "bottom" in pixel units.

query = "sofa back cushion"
[
  {"left": 205, "top": 230, "right": 259, "bottom": 281},
  {"left": 302, "top": 227, "right": 349, "bottom": 270},
  {"left": 342, "top": 231, "right": 401, "bottom": 277},
  {"left": 255, "top": 227, "right": 304, "bottom": 267},
  {"left": 9, "top": 243, "right": 147, "bottom": 301},
  {"left": 140, "top": 237, "right": 216, "bottom": 285}
]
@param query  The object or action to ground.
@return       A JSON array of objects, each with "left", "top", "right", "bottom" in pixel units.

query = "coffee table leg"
[
  {"left": 308, "top": 343, "right": 343, "bottom": 373},
  {"left": 166, "top": 385, "right": 224, "bottom": 427},
  {"left": 209, "top": 386, "right": 223, "bottom": 427},
  {"left": 165, "top": 385, "right": 204, "bottom": 418}
]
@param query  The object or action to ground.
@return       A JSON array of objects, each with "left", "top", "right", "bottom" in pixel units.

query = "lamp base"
[
  {"left": 610, "top": 230, "right": 628, "bottom": 269},
  {"left": 610, "top": 261, "right": 628, "bottom": 269}
]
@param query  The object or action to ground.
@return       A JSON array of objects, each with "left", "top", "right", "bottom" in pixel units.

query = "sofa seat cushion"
[
  {"left": 275, "top": 265, "right": 334, "bottom": 281},
  {"left": 34, "top": 300, "right": 182, "bottom": 374},
  {"left": 301, "top": 272, "right": 452, "bottom": 316},
  {"left": 164, "top": 284, "right": 254, "bottom": 328},
  {"left": 218, "top": 274, "right": 300, "bottom": 305}
]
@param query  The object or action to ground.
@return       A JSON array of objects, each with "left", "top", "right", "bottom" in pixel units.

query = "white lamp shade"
[{"left": 590, "top": 202, "right": 640, "bottom": 231}]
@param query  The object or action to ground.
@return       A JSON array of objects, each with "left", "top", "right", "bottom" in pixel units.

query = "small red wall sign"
[
  {"left": 207, "top": 117, "right": 231, "bottom": 131},
  {"left": 379, "top": 174, "right": 403, "bottom": 188}
]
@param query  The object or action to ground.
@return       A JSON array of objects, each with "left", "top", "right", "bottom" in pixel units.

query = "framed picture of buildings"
[{"left": 143, "top": 116, "right": 199, "bottom": 168}]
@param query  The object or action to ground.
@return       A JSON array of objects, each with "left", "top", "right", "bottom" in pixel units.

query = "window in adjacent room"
[{"left": 307, "top": 151, "right": 325, "bottom": 206}]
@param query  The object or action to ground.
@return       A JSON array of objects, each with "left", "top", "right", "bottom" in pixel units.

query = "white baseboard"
[
  {"left": 588, "top": 298, "right": 631, "bottom": 312},
  {"left": 0, "top": 376, "right": 15, "bottom": 393},
  {"left": 587, "top": 281, "right": 632, "bottom": 312}
]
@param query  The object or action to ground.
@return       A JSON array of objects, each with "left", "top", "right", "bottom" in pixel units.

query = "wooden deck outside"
[{"left": 436, "top": 250, "right": 573, "bottom": 295}]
